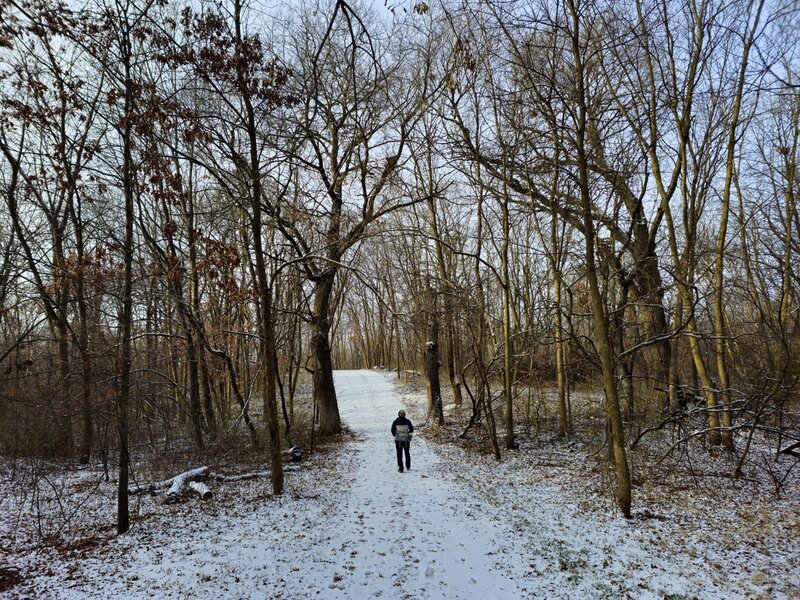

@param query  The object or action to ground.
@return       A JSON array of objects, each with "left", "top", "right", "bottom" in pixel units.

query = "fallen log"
[
  {"left": 128, "top": 464, "right": 300, "bottom": 501},
  {"left": 128, "top": 466, "right": 209, "bottom": 497},
  {"left": 188, "top": 481, "right": 213, "bottom": 500},
  {"left": 210, "top": 470, "right": 270, "bottom": 483},
  {"left": 165, "top": 466, "right": 210, "bottom": 504}
]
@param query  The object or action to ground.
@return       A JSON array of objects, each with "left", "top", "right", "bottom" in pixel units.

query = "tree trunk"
[
  {"left": 117, "top": 31, "right": 134, "bottom": 533},
  {"left": 232, "top": 0, "right": 283, "bottom": 496},
  {"left": 500, "top": 194, "right": 516, "bottom": 450},
  {"left": 425, "top": 285, "right": 444, "bottom": 426},
  {"left": 184, "top": 329, "right": 205, "bottom": 449},
  {"left": 444, "top": 324, "right": 463, "bottom": 405},
  {"left": 71, "top": 207, "right": 93, "bottom": 465},
  {"left": 711, "top": 0, "right": 764, "bottom": 452},
  {"left": 568, "top": 0, "right": 631, "bottom": 516},
  {"left": 668, "top": 293, "right": 684, "bottom": 412},
  {"left": 553, "top": 239, "right": 570, "bottom": 436},
  {"left": 425, "top": 188, "right": 463, "bottom": 407},
  {"left": 311, "top": 273, "right": 341, "bottom": 435},
  {"left": 198, "top": 350, "right": 217, "bottom": 440},
  {"left": 55, "top": 319, "right": 74, "bottom": 456},
  {"left": 472, "top": 169, "right": 500, "bottom": 462}
]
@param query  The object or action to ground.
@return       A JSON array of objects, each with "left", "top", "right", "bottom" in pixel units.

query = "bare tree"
[{"left": 275, "top": 0, "right": 438, "bottom": 434}]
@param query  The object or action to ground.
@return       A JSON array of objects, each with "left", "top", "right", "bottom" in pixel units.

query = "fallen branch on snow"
[
  {"left": 779, "top": 441, "right": 800, "bottom": 458},
  {"left": 211, "top": 470, "right": 268, "bottom": 483},
  {"left": 128, "top": 465, "right": 301, "bottom": 500}
]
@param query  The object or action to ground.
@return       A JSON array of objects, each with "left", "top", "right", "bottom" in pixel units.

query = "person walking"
[{"left": 391, "top": 409, "right": 414, "bottom": 472}]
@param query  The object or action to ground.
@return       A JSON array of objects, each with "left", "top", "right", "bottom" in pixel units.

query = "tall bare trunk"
[
  {"left": 184, "top": 329, "right": 205, "bottom": 448},
  {"left": 500, "top": 192, "right": 516, "bottom": 450},
  {"left": 473, "top": 171, "right": 500, "bottom": 461},
  {"left": 425, "top": 184, "right": 463, "bottom": 407},
  {"left": 568, "top": 0, "right": 631, "bottom": 516},
  {"left": 117, "top": 29, "right": 134, "bottom": 534},
  {"left": 311, "top": 272, "right": 341, "bottom": 435},
  {"left": 234, "top": 0, "right": 283, "bottom": 495},
  {"left": 425, "top": 284, "right": 444, "bottom": 426},
  {"left": 712, "top": 0, "right": 764, "bottom": 452}
]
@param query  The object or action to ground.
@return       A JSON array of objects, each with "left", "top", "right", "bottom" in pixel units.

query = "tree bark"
[
  {"left": 425, "top": 284, "right": 444, "bottom": 426},
  {"left": 311, "top": 272, "right": 341, "bottom": 436},
  {"left": 116, "top": 20, "right": 134, "bottom": 534},
  {"left": 568, "top": 0, "right": 631, "bottom": 516},
  {"left": 711, "top": 0, "right": 764, "bottom": 452},
  {"left": 233, "top": 0, "right": 283, "bottom": 495}
]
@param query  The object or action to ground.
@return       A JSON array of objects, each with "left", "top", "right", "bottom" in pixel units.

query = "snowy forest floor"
[{"left": 1, "top": 369, "right": 799, "bottom": 599}]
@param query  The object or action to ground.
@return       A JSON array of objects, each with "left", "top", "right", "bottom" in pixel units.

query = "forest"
[{"left": 1, "top": 0, "right": 799, "bottom": 551}]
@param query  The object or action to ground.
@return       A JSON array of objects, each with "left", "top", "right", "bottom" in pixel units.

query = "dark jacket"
[{"left": 391, "top": 416, "right": 414, "bottom": 439}]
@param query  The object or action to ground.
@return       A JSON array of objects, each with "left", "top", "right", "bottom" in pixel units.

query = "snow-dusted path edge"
[{"left": 8, "top": 369, "right": 799, "bottom": 599}]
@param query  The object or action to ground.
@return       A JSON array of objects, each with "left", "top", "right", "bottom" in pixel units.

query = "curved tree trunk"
[
  {"left": 568, "top": 0, "right": 631, "bottom": 516},
  {"left": 712, "top": 0, "right": 764, "bottom": 453}
]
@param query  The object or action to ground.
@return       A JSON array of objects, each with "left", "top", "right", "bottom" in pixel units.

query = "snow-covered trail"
[{"left": 311, "top": 369, "right": 526, "bottom": 599}]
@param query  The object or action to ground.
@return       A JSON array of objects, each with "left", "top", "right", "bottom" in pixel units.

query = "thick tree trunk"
[
  {"left": 634, "top": 240, "right": 672, "bottom": 393},
  {"left": 311, "top": 273, "right": 341, "bottom": 436},
  {"left": 425, "top": 340, "right": 443, "bottom": 426}
]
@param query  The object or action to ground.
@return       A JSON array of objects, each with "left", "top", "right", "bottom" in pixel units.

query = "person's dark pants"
[{"left": 395, "top": 441, "right": 410, "bottom": 470}]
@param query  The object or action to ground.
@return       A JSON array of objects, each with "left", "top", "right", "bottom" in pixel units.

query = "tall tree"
[
  {"left": 150, "top": 0, "right": 300, "bottom": 493},
  {"left": 278, "top": 0, "right": 437, "bottom": 434}
]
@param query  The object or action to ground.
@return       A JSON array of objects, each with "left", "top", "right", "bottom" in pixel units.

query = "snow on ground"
[{"left": 2, "top": 369, "right": 799, "bottom": 599}]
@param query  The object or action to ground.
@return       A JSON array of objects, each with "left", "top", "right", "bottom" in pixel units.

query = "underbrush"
[
  {"left": 393, "top": 371, "right": 800, "bottom": 514},
  {"left": 0, "top": 397, "right": 350, "bottom": 560}
]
